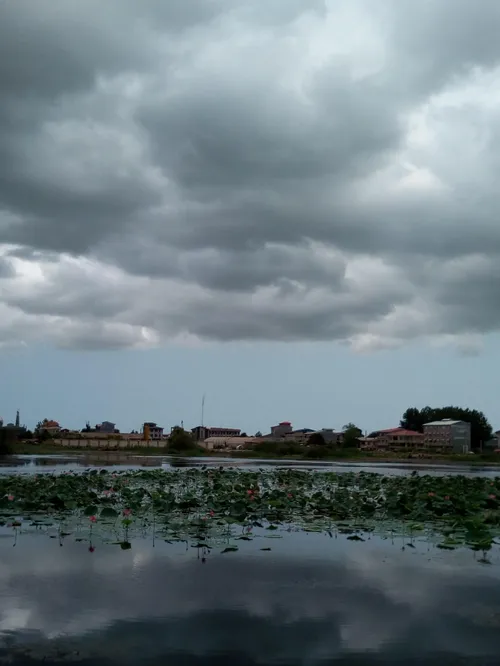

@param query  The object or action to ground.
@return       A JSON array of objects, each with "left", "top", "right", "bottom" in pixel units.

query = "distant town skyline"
[{"left": 1, "top": 340, "right": 499, "bottom": 436}]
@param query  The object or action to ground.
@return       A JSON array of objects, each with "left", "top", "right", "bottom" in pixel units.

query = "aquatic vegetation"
[{"left": 0, "top": 469, "right": 499, "bottom": 553}]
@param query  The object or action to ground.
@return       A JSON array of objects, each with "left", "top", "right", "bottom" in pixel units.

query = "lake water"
[
  {"left": 1, "top": 455, "right": 500, "bottom": 664},
  {"left": 2, "top": 453, "right": 500, "bottom": 477},
  {"left": 1, "top": 527, "right": 500, "bottom": 664}
]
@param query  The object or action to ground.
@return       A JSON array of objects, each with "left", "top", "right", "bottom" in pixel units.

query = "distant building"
[
  {"left": 192, "top": 426, "right": 241, "bottom": 441},
  {"left": 201, "top": 436, "right": 256, "bottom": 451},
  {"left": 143, "top": 422, "right": 164, "bottom": 440},
  {"left": 39, "top": 419, "right": 61, "bottom": 435},
  {"left": 313, "top": 429, "right": 344, "bottom": 445},
  {"left": 423, "top": 419, "right": 471, "bottom": 453},
  {"left": 379, "top": 428, "right": 424, "bottom": 450},
  {"left": 270, "top": 422, "right": 293, "bottom": 438},
  {"left": 359, "top": 428, "right": 424, "bottom": 451},
  {"left": 97, "top": 421, "right": 116, "bottom": 433},
  {"left": 283, "top": 428, "right": 316, "bottom": 443}
]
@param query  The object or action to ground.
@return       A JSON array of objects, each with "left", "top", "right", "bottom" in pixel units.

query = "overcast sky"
[{"left": 1, "top": 0, "right": 500, "bottom": 433}]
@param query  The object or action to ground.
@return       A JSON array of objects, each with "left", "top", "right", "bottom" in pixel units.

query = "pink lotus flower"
[
  {"left": 88, "top": 545, "right": 95, "bottom": 553},
  {"left": 247, "top": 489, "right": 253, "bottom": 496},
  {"left": 428, "top": 492, "right": 435, "bottom": 497},
  {"left": 89, "top": 515, "right": 97, "bottom": 523},
  {"left": 444, "top": 496, "right": 450, "bottom": 500},
  {"left": 209, "top": 510, "right": 215, "bottom": 517},
  {"left": 489, "top": 494, "right": 496, "bottom": 500},
  {"left": 123, "top": 508, "right": 131, "bottom": 517},
  {"left": 287, "top": 493, "right": 293, "bottom": 499},
  {"left": 7, "top": 495, "right": 14, "bottom": 501}
]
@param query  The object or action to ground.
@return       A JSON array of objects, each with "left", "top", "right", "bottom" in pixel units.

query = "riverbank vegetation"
[
  {"left": 8, "top": 441, "right": 500, "bottom": 465},
  {"left": 0, "top": 469, "right": 499, "bottom": 554}
]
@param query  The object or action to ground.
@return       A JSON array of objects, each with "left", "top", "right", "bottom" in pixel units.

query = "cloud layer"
[{"left": 1, "top": 0, "right": 500, "bottom": 351}]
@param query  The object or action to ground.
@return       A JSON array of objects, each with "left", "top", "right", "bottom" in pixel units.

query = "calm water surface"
[
  {"left": 1, "top": 454, "right": 499, "bottom": 477},
  {"left": 0, "top": 528, "right": 499, "bottom": 664},
  {"left": 1, "top": 455, "right": 500, "bottom": 664}
]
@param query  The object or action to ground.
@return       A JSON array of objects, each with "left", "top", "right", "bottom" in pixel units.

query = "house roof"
[
  {"left": 373, "top": 427, "right": 423, "bottom": 436},
  {"left": 385, "top": 429, "right": 423, "bottom": 437},
  {"left": 43, "top": 420, "right": 60, "bottom": 428},
  {"left": 423, "top": 420, "right": 465, "bottom": 426},
  {"left": 376, "top": 427, "right": 403, "bottom": 433}
]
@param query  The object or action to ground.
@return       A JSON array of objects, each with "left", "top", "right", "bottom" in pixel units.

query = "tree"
[
  {"left": 240, "top": 432, "right": 248, "bottom": 437},
  {"left": 0, "top": 429, "right": 14, "bottom": 455},
  {"left": 342, "top": 423, "right": 363, "bottom": 448},
  {"left": 167, "top": 427, "right": 197, "bottom": 453},
  {"left": 308, "top": 432, "right": 326, "bottom": 446},
  {"left": 255, "top": 431, "right": 262, "bottom": 437},
  {"left": 400, "top": 406, "right": 493, "bottom": 451}
]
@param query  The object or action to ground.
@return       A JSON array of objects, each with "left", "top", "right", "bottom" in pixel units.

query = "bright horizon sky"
[{"left": 1, "top": 338, "right": 499, "bottom": 435}]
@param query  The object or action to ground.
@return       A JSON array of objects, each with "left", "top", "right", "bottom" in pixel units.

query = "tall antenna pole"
[{"left": 201, "top": 393, "right": 206, "bottom": 427}]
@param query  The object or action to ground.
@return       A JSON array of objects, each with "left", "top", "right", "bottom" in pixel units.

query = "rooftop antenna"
[{"left": 201, "top": 393, "right": 206, "bottom": 428}]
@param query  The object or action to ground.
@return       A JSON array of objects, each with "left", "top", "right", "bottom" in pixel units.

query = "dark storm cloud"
[
  {"left": 1, "top": 0, "right": 500, "bottom": 349},
  {"left": 139, "top": 66, "right": 400, "bottom": 193}
]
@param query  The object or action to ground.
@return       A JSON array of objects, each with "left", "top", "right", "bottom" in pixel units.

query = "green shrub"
[{"left": 253, "top": 440, "right": 303, "bottom": 456}]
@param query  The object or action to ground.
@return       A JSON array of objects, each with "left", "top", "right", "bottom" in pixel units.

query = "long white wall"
[{"left": 52, "top": 438, "right": 165, "bottom": 449}]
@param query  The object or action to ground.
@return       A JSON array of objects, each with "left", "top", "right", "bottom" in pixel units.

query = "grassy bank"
[{"left": 9, "top": 442, "right": 500, "bottom": 466}]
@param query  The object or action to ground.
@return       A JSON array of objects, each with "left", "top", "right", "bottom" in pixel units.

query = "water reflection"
[
  {"left": 1, "top": 454, "right": 499, "bottom": 477},
  {"left": 0, "top": 532, "right": 499, "bottom": 664}
]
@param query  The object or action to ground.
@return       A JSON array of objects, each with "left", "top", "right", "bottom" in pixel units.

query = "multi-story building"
[
  {"left": 97, "top": 421, "right": 116, "bottom": 433},
  {"left": 270, "top": 422, "right": 293, "bottom": 438},
  {"left": 143, "top": 422, "right": 164, "bottom": 440},
  {"left": 358, "top": 427, "right": 424, "bottom": 451},
  {"left": 191, "top": 426, "right": 241, "bottom": 442},
  {"left": 378, "top": 428, "right": 425, "bottom": 450},
  {"left": 423, "top": 419, "right": 471, "bottom": 453}
]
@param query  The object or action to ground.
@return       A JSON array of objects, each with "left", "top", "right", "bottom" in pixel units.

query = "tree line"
[{"left": 400, "top": 406, "right": 493, "bottom": 450}]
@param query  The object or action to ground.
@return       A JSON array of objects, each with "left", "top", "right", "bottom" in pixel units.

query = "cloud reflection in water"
[{"left": 0, "top": 532, "right": 499, "bottom": 664}]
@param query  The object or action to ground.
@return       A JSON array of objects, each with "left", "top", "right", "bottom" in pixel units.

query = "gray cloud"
[{"left": 1, "top": 0, "right": 500, "bottom": 349}]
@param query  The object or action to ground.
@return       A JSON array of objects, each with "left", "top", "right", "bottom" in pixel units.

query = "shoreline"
[{"left": 8, "top": 444, "right": 500, "bottom": 467}]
